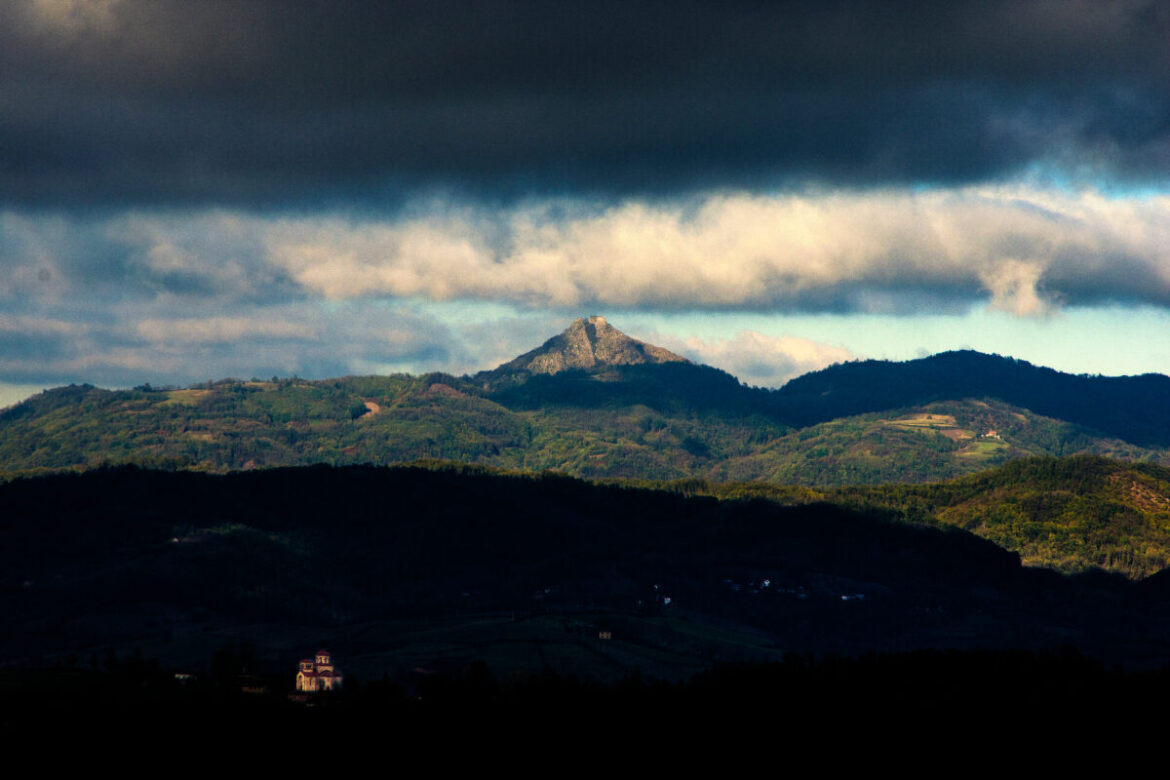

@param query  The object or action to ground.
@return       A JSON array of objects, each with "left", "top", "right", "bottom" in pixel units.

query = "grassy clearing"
[
  {"left": 891, "top": 413, "right": 959, "bottom": 428},
  {"left": 885, "top": 413, "right": 975, "bottom": 440},
  {"left": 958, "top": 439, "right": 1010, "bottom": 459},
  {"left": 160, "top": 389, "right": 212, "bottom": 406}
]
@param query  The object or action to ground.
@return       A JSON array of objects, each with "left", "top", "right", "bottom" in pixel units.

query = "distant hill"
[
  {"left": 775, "top": 350, "right": 1170, "bottom": 446},
  {"left": 1, "top": 319, "right": 1168, "bottom": 484}
]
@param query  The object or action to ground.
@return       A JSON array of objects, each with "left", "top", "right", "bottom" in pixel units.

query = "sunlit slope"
[
  {"left": 853, "top": 456, "right": 1170, "bottom": 578},
  {"left": 686, "top": 456, "right": 1170, "bottom": 579},
  {"left": 712, "top": 398, "right": 1163, "bottom": 485}
]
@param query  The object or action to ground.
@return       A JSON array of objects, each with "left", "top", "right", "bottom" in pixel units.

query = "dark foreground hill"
[{"left": 4, "top": 463, "right": 1170, "bottom": 686}]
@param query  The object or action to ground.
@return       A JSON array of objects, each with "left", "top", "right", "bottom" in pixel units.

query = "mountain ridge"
[
  {"left": 1, "top": 318, "right": 1168, "bottom": 484},
  {"left": 775, "top": 349, "right": 1170, "bottom": 445}
]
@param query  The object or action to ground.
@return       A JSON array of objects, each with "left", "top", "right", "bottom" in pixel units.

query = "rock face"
[{"left": 479, "top": 316, "right": 688, "bottom": 383}]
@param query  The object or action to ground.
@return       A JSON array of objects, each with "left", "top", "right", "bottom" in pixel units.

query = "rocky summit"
[{"left": 476, "top": 316, "right": 687, "bottom": 384}]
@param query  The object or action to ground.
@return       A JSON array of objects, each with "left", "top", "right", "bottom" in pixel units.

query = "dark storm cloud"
[
  {"left": 2, "top": 0, "right": 1167, "bottom": 206},
  {"left": 0, "top": 210, "right": 302, "bottom": 306},
  {"left": 0, "top": 326, "right": 73, "bottom": 361}
]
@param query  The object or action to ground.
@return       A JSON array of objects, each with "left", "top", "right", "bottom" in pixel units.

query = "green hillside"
[
  {"left": 2, "top": 374, "right": 1164, "bottom": 486},
  {"left": 846, "top": 456, "right": 1170, "bottom": 578},
  {"left": 1, "top": 372, "right": 1167, "bottom": 486},
  {"left": 712, "top": 398, "right": 1162, "bottom": 485},
  {"left": 776, "top": 349, "right": 1170, "bottom": 446}
]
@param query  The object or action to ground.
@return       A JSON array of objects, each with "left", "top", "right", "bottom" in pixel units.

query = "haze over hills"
[{"left": 1, "top": 318, "right": 1167, "bottom": 489}]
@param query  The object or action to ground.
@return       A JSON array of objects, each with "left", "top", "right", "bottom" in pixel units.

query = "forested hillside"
[
  {"left": 6, "top": 462, "right": 1170, "bottom": 680},
  {"left": 2, "top": 372, "right": 1165, "bottom": 485},
  {"left": 668, "top": 456, "right": 1170, "bottom": 579},
  {"left": 777, "top": 350, "right": 1170, "bottom": 445}
]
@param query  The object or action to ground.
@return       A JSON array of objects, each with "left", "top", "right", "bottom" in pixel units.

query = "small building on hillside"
[{"left": 295, "top": 649, "right": 344, "bottom": 692}]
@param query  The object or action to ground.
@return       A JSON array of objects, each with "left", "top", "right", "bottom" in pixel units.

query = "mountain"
[
  {"left": 474, "top": 315, "right": 688, "bottom": 388},
  {"left": 1, "top": 319, "right": 1168, "bottom": 484},
  {"left": 475, "top": 316, "right": 776, "bottom": 414}
]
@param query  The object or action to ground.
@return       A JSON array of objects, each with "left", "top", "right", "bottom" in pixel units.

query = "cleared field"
[
  {"left": 884, "top": 413, "right": 975, "bottom": 440},
  {"left": 958, "top": 439, "right": 1010, "bottom": 459},
  {"left": 160, "top": 389, "right": 212, "bottom": 406},
  {"left": 891, "top": 413, "right": 959, "bottom": 427}
]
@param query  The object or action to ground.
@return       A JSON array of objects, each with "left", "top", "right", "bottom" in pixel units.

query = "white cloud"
[
  {"left": 257, "top": 187, "right": 1170, "bottom": 315},
  {"left": 3, "top": 184, "right": 1170, "bottom": 389},
  {"left": 979, "top": 258, "right": 1050, "bottom": 317},
  {"left": 22, "top": 0, "right": 123, "bottom": 34},
  {"left": 135, "top": 316, "right": 317, "bottom": 345},
  {"left": 678, "top": 331, "right": 854, "bottom": 387},
  {"left": 0, "top": 314, "right": 86, "bottom": 337},
  {"left": 6, "top": 187, "right": 1170, "bottom": 318}
]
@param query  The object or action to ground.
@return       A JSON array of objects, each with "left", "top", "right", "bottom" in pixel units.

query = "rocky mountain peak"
[{"left": 478, "top": 316, "right": 688, "bottom": 383}]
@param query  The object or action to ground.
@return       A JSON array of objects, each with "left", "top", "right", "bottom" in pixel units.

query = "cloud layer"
[
  {"left": 2, "top": 0, "right": 1168, "bottom": 204},
  {"left": 2, "top": 185, "right": 1168, "bottom": 388},
  {"left": 8, "top": 187, "right": 1170, "bottom": 319},
  {"left": 224, "top": 188, "right": 1170, "bottom": 314}
]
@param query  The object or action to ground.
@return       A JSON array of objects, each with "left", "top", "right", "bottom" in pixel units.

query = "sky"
[{"left": 3, "top": 0, "right": 1170, "bottom": 406}]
